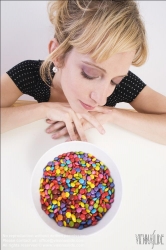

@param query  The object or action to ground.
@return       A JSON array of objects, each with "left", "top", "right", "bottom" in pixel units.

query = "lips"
[{"left": 79, "top": 100, "right": 95, "bottom": 110}]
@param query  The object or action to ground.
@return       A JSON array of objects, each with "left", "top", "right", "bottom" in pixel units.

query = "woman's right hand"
[{"left": 44, "top": 102, "right": 110, "bottom": 141}]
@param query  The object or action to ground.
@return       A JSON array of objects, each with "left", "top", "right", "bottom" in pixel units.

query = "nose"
[{"left": 90, "top": 85, "right": 113, "bottom": 106}]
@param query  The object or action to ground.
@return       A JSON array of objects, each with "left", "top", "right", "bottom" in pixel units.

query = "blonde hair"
[{"left": 40, "top": 0, "right": 148, "bottom": 85}]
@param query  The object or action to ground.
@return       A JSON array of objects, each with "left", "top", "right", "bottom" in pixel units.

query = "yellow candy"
[
  {"left": 71, "top": 214, "right": 76, "bottom": 222},
  {"left": 90, "top": 175, "right": 94, "bottom": 179},
  {"left": 56, "top": 169, "right": 60, "bottom": 174},
  {"left": 71, "top": 182, "right": 75, "bottom": 187},
  {"left": 86, "top": 209, "right": 90, "bottom": 213},
  {"left": 47, "top": 205, "right": 51, "bottom": 210},
  {"left": 63, "top": 221, "right": 67, "bottom": 227},
  {"left": 71, "top": 205, "right": 75, "bottom": 209},
  {"left": 88, "top": 153, "right": 92, "bottom": 157},
  {"left": 52, "top": 200, "right": 57, "bottom": 204},
  {"left": 92, "top": 158, "right": 96, "bottom": 161},
  {"left": 95, "top": 166, "right": 100, "bottom": 171},
  {"left": 65, "top": 192, "right": 69, "bottom": 198},
  {"left": 81, "top": 195, "right": 86, "bottom": 199},
  {"left": 86, "top": 163, "right": 90, "bottom": 167},
  {"left": 80, "top": 202, "right": 85, "bottom": 208},
  {"left": 46, "top": 166, "right": 50, "bottom": 171},
  {"left": 66, "top": 212, "right": 71, "bottom": 218},
  {"left": 40, "top": 179, "right": 43, "bottom": 184},
  {"left": 90, "top": 183, "right": 95, "bottom": 188},
  {"left": 39, "top": 188, "right": 44, "bottom": 192},
  {"left": 105, "top": 188, "right": 109, "bottom": 191},
  {"left": 57, "top": 201, "right": 60, "bottom": 207},
  {"left": 78, "top": 185, "right": 82, "bottom": 189}
]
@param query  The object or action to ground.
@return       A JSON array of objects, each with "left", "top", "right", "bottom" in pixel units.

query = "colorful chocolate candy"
[{"left": 39, "top": 151, "right": 115, "bottom": 230}]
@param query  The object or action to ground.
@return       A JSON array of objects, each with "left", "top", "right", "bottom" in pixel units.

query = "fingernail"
[
  {"left": 52, "top": 134, "right": 57, "bottom": 139},
  {"left": 101, "top": 129, "right": 105, "bottom": 134}
]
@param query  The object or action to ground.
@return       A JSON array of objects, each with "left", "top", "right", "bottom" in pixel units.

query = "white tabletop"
[{"left": 1, "top": 119, "right": 166, "bottom": 250}]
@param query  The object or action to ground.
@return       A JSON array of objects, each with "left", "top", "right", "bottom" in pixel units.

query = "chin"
[{"left": 70, "top": 102, "right": 87, "bottom": 114}]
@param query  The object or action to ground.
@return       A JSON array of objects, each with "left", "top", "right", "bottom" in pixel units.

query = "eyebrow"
[{"left": 81, "top": 60, "right": 128, "bottom": 77}]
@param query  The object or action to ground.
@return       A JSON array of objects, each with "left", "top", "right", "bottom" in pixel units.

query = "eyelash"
[{"left": 81, "top": 70, "right": 117, "bottom": 86}]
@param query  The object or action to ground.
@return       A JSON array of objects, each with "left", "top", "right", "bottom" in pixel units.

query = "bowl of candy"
[{"left": 30, "top": 141, "right": 122, "bottom": 235}]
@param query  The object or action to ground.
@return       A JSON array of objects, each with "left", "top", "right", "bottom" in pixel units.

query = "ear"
[{"left": 48, "top": 38, "right": 59, "bottom": 54}]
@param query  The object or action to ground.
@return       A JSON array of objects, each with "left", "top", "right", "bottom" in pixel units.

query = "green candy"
[
  {"left": 109, "top": 177, "right": 113, "bottom": 183},
  {"left": 98, "top": 207, "right": 103, "bottom": 213},
  {"left": 48, "top": 189, "right": 51, "bottom": 195},
  {"left": 96, "top": 199, "right": 99, "bottom": 204},
  {"left": 85, "top": 204, "right": 89, "bottom": 209},
  {"left": 94, "top": 203, "right": 98, "bottom": 209},
  {"left": 69, "top": 221, "right": 74, "bottom": 227}
]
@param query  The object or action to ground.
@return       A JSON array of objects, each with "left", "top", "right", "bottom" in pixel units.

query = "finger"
[
  {"left": 51, "top": 127, "right": 69, "bottom": 139},
  {"left": 71, "top": 112, "right": 87, "bottom": 141},
  {"left": 65, "top": 112, "right": 87, "bottom": 141},
  {"left": 82, "top": 112, "right": 106, "bottom": 134},
  {"left": 46, "top": 121, "right": 66, "bottom": 133},
  {"left": 46, "top": 119, "right": 56, "bottom": 124},
  {"left": 65, "top": 137, "right": 71, "bottom": 142},
  {"left": 90, "top": 106, "right": 113, "bottom": 114},
  {"left": 65, "top": 133, "right": 80, "bottom": 142}
]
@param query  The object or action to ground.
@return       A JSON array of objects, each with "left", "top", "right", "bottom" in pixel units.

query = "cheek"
[{"left": 62, "top": 71, "right": 88, "bottom": 97}]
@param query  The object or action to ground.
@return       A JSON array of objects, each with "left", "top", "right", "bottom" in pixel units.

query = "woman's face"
[{"left": 53, "top": 48, "right": 135, "bottom": 113}]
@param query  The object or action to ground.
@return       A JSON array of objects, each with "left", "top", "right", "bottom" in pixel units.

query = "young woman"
[{"left": 1, "top": 0, "right": 166, "bottom": 144}]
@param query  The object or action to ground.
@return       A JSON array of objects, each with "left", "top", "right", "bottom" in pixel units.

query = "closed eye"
[
  {"left": 81, "top": 70, "right": 98, "bottom": 80},
  {"left": 81, "top": 70, "right": 125, "bottom": 86}
]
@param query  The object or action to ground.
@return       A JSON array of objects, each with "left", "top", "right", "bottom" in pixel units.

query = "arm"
[
  {"left": 112, "top": 86, "right": 166, "bottom": 144},
  {"left": 1, "top": 73, "right": 46, "bottom": 133},
  {"left": 93, "top": 86, "right": 166, "bottom": 145},
  {"left": 1, "top": 74, "right": 106, "bottom": 138}
]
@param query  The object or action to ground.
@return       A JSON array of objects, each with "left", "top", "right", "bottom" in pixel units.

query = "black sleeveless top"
[{"left": 6, "top": 60, "right": 146, "bottom": 106}]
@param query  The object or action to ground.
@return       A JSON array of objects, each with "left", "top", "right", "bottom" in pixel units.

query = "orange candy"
[{"left": 57, "top": 214, "right": 63, "bottom": 221}]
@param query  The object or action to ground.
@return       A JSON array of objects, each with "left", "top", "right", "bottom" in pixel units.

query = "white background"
[{"left": 1, "top": 1, "right": 166, "bottom": 109}]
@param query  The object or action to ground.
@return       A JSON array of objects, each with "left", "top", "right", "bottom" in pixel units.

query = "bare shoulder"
[
  {"left": 130, "top": 86, "right": 166, "bottom": 114},
  {"left": 1, "top": 73, "right": 23, "bottom": 107}
]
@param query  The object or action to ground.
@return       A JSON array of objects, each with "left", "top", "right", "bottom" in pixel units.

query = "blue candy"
[
  {"left": 48, "top": 213, "right": 54, "bottom": 218},
  {"left": 108, "top": 190, "right": 112, "bottom": 195},
  {"left": 87, "top": 219, "right": 92, "bottom": 225},
  {"left": 79, "top": 179, "right": 84, "bottom": 184},
  {"left": 91, "top": 208, "right": 96, "bottom": 214},
  {"left": 66, "top": 160, "right": 71, "bottom": 164}
]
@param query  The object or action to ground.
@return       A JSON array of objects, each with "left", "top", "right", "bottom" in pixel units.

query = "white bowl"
[{"left": 30, "top": 141, "right": 122, "bottom": 235}]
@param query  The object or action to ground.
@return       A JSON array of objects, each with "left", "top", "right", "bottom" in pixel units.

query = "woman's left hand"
[{"left": 45, "top": 109, "right": 113, "bottom": 140}]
